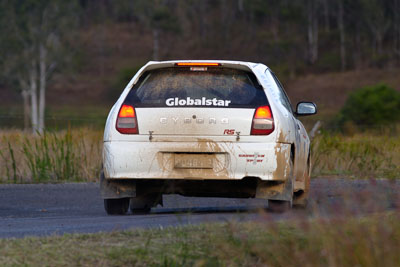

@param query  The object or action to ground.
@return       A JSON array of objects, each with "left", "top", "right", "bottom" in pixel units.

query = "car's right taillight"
[
  {"left": 116, "top": 104, "right": 138, "bottom": 134},
  {"left": 251, "top": 105, "right": 274, "bottom": 135}
]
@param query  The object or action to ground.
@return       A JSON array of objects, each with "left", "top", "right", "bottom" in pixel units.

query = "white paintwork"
[
  {"left": 103, "top": 141, "right": 290, "bottom": 180},
  {"left": 103, "top": 60, "right": 311, "bottom": 187},
  {"left": 136, "top": 108, "right": 254, "bottom": 136}
]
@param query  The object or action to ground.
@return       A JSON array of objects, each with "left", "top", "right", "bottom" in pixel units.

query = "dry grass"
[
  {"left": 1, "top": 128, "right": 399, "bottom": 183},
  {"left": 311, "top": 132, "right": 400, "bottom": 179},
  {"left": 0, "top": 213, "right": 399, "bottom": 266},
  {"left": 0, "top": 128, "right": 102, "bottom": 183}
]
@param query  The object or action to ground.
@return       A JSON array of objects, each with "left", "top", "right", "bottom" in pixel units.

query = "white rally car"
[{"left": 101, "top": 60, "right": 317, "bottom": 214}]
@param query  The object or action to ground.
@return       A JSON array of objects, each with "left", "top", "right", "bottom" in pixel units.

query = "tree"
[
  {"left": 322, "top": 0, "right": 330, "bottom": 32},
  {"left": 0, "top": 0, "right": 79, "bottom": 133},
  {"left": 306, "top": 0, "right": 319, "bottom": 64},
  {"left": 392, "top": 0, "right": 400, "bottom": 58},
  {"left": 0, "top": 1, "right": 31, "bottom": 129},
  {"left": 361, "top": 0, "right": 391, "bottom": 56},
  {"left": 337, "top": 0, "right": 346, "bottom": 71},
  {"left": 129, "top": 0, "right": 180, "bottom": 61}
]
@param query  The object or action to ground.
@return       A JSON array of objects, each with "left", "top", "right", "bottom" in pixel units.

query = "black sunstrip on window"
[{"left": 123, "top": 67, "right": 269, "bottom": 108}]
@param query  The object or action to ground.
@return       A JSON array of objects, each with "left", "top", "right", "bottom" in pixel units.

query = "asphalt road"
[{"left": 0, "top": 178, "right": 399, "bottom": 238}]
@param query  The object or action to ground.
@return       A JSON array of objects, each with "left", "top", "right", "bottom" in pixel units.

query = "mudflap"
[
  {"left": 255, "top": 177, "right": 294, "bottom": 204},
  {"left": 100, "top": 172, "right": 136, "bottom": 199}
]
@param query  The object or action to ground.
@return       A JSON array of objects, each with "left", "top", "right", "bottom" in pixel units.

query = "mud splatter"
[{"left": 153, "top": 139, "right": 231, "bottom": 180}]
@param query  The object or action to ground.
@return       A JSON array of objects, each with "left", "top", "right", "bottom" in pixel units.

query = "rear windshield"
[{"left": 123, "top": 67, "right": 268, "bottom": 108}]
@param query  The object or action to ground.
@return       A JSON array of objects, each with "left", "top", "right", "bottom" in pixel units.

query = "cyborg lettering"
[{"left": 166, "top": 97, "right": 231, "bottom": 107}]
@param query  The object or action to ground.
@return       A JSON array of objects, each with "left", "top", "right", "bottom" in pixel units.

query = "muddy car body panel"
[{"left": 102, "top": 60, "right": 316, "bottom": 214}]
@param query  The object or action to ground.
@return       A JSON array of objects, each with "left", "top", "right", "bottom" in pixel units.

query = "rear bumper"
[
  {"left": 101, "top": 177, "right": 292, "bottom": 202},
  {"left": 103, "top": 140, "right": 291, "bottom": 181}
]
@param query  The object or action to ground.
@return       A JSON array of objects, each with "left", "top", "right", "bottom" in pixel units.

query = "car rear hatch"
[{"left": 117, "top": 63, "right": 273, "bottom": 139}]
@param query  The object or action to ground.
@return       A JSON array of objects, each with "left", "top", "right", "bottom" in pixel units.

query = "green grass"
[{"left": 0, "top": 213, "right": 399, "bottom": 266}]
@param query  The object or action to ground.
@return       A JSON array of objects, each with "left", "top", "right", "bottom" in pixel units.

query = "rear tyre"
[
  {"left": 130, "top": 206, "right": 151, "bottom": 214},
  {"left": 129, "top": 194, "right": 159, "bottom": 215},
  {"left": 268, "top": 200, "right": 291, "bottom": 213},
  {"left": 293, "top": 178, "right": 310, "bottom": 208},
  {"left": 104, "top": 198, "right": 130, "bottom": 215}
]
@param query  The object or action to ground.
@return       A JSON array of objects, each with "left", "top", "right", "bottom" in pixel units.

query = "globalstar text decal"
[{"left": 166, "top": 97, "right": 231, "bottom": 107}]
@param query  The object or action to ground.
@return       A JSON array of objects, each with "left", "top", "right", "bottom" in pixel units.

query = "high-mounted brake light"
[
  {"left": 116, "top": 104, "right": 138, "bottom": 134},
  {"left": 251, "top": 106, "right": 274, "bottom": 135},
  {"left": 175, "top": 62, "right": 221, "bottom": 67}
]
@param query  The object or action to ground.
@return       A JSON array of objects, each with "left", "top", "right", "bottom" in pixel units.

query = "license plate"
[{"left": 174, "top": 154, "right": 213, "bottom": 169}]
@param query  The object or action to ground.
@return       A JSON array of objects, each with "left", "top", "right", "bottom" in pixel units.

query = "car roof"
[{"left": 142, "top": 60, "right": 267, "bottom": 72}]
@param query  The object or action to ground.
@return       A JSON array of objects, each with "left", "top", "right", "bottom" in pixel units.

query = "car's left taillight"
[
  {"left": 251, "top": 105, "right": 274, "bottom": 135},
  {"left": 116, "top": 104, "right": 138, "bottom": 134}
]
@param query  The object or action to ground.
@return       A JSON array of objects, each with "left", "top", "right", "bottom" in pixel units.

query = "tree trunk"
[
  {"left": 322, "top": 0, "right": 330, "bottom": 32},
  {"left": 307, "top": 0, "right": 318, "bottom": 64},
  {"left": 38, "top": 44, "right": 46, "bottom": 133},
  {"left": 152, "top": 28, "right": 159, "bottom": 60},
  {"left": 238, "top": 0, "right": 244, "bottom": 13},
  {"left": 376, "top": 31, "right": 383, "bottom": 55},
  {"left": 369, "top": 24, "right": 388, "bottom": 58},
  {"left": 338, "top": 0, "right": 346, "bottom": 71},
  {"left": 30, "top": 59, "right": 39, "bottom": 133},
  {"left": 364, "top": 1, "right": 389, "bottom": 58},
  {"left": 199, "top": 1, "right": 207, "bottom": 42},
  {"left": 354, "top": 23, "right": 362, "bottom": 69},
  {"left": 271, "top": 4, "right": 280, "bottom": 42},
  {"left": 393, "top": 0, "right": 400, "bottom": 58},
  {"left": 21, "top": 89, "right": 30, "bottom": 130},
  {"left": 220, "top": 0, "right": 231, "bottom": 43}
]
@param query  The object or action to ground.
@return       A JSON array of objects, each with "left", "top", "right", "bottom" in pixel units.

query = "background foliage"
[{"left": 339, "top": 84, "right": 400, "bottom": 128}]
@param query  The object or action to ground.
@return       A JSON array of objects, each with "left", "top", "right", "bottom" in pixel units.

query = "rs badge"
[{"left": 224, "top": 129, "right": 235, "bottom": 135}]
